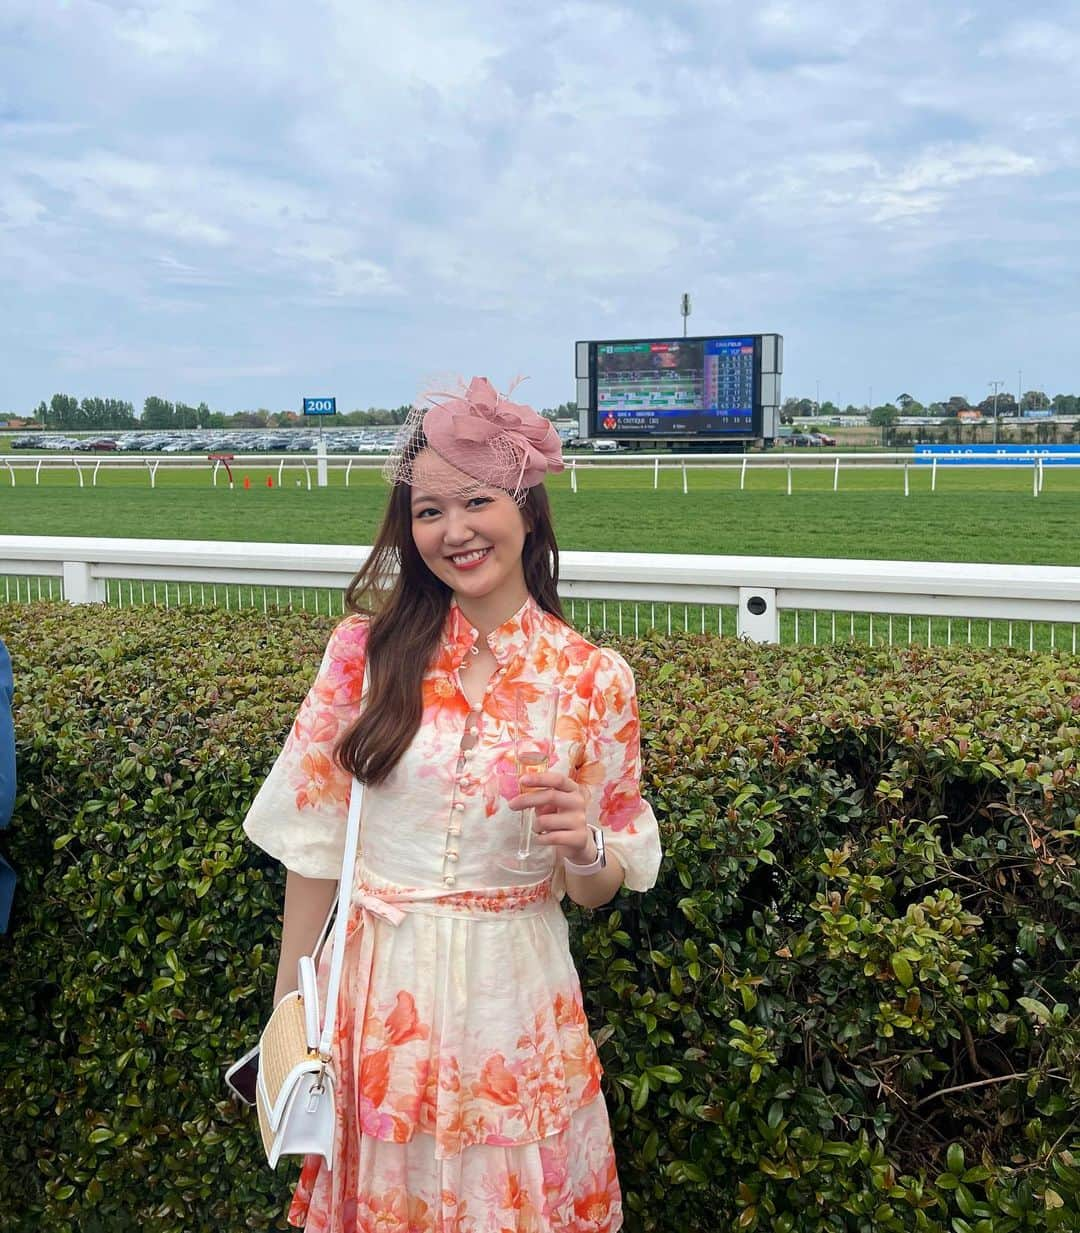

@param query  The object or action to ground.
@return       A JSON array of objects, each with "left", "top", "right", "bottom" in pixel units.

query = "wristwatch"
[{"left": 564, "top": 825, "right": 606, "bottom": 876}]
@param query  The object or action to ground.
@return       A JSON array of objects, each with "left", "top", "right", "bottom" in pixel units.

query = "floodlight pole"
[
  {"left": 989, "top": 380, "right": 1004, "bottom": 444},
  {"left": 681, "top": 293, "right": 691, "bottom": 338}
]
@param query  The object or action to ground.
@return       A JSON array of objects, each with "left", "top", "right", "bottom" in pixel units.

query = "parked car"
[
  {"left": 810, "top": 432, "right": 837, "bottom": 446},
  {"left": 786, "top": 434, "right": 817, "bottom": 447}
]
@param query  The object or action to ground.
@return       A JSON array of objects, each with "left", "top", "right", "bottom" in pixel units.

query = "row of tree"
[
  {"left": 783, "top": 390, "right": 1078, "bottom": 422},
  {"left": 33, "top": 395, "right": 138, "bottom": 430},
  {"left": 14, "top": 390, "right": 1078, "bottom": 433},
  {"left": 20, "top": 394, "right": 577, "bottom": 431},
  {"left": 29, "top": 395, "right": 217, "bottom": 431}
]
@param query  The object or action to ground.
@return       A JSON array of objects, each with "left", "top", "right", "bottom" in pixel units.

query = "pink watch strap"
[{"left": 564, "top": 826, "right": 605, "bottom": 875}]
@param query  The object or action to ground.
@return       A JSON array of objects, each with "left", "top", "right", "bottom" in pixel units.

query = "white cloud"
[
  {"left": 980, "top": 19, "right": 1080, "bottom": 67},
  {"left": 114, "top": 0, "right": 219, "bottom": 59},
  {"left": 0, "top": 183, "right": 48, "bottom": 229},
  {"left": 892, "top": 145, "right": 1038, "bottom": 193}
]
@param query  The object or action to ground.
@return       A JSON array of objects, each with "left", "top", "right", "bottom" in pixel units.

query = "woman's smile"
[{"left": 446, "top": 546, "right": 492, "bottom": 570}]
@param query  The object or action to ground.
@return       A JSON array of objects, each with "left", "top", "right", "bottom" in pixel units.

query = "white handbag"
[{"left": 253, "top": 769, "right": 365, "bottom": 1169}]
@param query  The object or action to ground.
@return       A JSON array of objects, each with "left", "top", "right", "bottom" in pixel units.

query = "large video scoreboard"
[{"left": 575, "top": 334, "right": 782, "bottom": 441}]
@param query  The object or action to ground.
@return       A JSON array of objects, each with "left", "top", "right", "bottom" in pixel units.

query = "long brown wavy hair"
[{"left": 334, "top": 462, "right": 565, "bottom": 784}]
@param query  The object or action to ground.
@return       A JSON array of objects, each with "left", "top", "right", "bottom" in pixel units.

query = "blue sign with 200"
[{"left": 303, "top": 397, "right": 336, "bottom": 416}]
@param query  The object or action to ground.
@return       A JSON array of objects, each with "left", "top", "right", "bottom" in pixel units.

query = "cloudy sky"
[{"left": 2, "top": 0, "right": 1078, "bottom": 415}]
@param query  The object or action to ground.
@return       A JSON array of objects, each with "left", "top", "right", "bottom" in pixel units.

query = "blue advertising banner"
[
  {"left": 302, "top": 397, "right": 336, "bottom": 416},
  {"left": 914, "top": 444, "right": 1079, "bottom": 467}
]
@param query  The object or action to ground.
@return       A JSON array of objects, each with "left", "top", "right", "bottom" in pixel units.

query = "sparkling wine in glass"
[{"left": 499, "top": 684, "right": 560, "bottom": 876}]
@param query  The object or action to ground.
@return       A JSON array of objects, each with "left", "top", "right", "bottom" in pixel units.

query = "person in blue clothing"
[{"left": 0, "top": 636, "right": 16, "bottom": 934}]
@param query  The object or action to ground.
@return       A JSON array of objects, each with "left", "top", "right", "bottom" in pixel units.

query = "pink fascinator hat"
[{"left": 386, "top": 376, "right": 565, "bottom": 503}]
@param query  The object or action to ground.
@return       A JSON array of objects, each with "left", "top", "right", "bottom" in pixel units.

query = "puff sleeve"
[
  {"left": 241, "top": 615, "right": 368, "bottom": 879},
  {"left": 574, "top": 646, "right": 662, "bottom": 892}
]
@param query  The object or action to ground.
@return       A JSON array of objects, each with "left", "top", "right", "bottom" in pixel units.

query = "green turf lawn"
[{"left": 0, "top": 459, "right": 1076, "bottom": 564}]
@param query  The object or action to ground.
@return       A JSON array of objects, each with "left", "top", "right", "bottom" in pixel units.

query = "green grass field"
[{"left": 1, "top": 459, "right": 1076, "bottom": 564}]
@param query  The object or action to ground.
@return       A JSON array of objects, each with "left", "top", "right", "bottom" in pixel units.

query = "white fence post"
[
  {"left": 62, "top": 561, "right": 107, "bottom": 604},
  {"left": 317, "top": 438, "right": 328, "bottom": 488},
  {"left": 738, "top": 587, "right": 779, "bottom": 643}
]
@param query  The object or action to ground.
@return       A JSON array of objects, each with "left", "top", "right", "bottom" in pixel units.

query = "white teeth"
[{"left": 451, "top": 548, "right": 489, "bottom": 565}]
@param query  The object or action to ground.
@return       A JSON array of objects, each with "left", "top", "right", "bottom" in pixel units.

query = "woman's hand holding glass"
[
  {"left": 496, "top": 684, "right": 592, "bottom": 876},
  {"left": 507, "top": 771, "right": 593, "bottom": 865}
]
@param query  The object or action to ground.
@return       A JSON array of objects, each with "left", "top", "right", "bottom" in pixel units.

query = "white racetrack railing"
[
  {"left": 4, "top": 450, "right": 1080, "bottom": 498},
  {"left": 1, "top": 535, "right": 1079, "bottom": 650}
]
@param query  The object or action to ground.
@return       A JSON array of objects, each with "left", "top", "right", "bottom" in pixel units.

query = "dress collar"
[{"left": 444, "top": 593, "right": 542, "bottom": 668}]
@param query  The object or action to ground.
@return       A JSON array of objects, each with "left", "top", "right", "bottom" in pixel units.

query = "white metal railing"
[
  {"left": 2, "top": 535, "right": 1079, "bottom": 650},
  {"left": 5, "top": 450, "right": 1079, "bottom": 499},
  {"left": 0, "top": 452, "right": 365, "bottom": 490}
]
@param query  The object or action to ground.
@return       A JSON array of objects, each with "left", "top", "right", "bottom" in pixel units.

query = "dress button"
[
  {"left": 453, "top": 802, "right": 465, "bottom": 811},
  {"left": 446, "top": 850, "right": 459, "bottom": 861},
  {"left": 443, "top": 874, "right": 457, "bottom": 887},
  {"left": 448, "top": 825, "right": 461, "bottom": 836},
  {"left": 471, "top": 702, "right": 482, "bottom": 713},
  {"left": 458, "top": 778, "right": 469, "bottom": 788}
]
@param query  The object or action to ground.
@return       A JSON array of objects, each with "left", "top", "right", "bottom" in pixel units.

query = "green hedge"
[{"left": 0, "top": 603, "right": 1078, "bottom": 1232}]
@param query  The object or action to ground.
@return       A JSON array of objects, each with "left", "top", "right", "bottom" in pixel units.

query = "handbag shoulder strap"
[
  {"left": 315, "top": 772, "right": 364, "bottom": 1060},
  {"left": 314, "top": 666, "right": 368, "bottom": 1062}
]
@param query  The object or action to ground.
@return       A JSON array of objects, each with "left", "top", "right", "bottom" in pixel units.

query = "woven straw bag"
[{"left": 253, "top": 764, "right": 366, "bottom": 1169}]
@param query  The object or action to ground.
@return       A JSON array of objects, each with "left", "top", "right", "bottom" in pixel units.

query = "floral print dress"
[{"left": 242, "top": 595, "right": 663, "bottom": 1233}]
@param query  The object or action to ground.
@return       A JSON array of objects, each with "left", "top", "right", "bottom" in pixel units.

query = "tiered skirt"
[{"left": 287, "top": 868, "right": 622, "bottom": 1232}]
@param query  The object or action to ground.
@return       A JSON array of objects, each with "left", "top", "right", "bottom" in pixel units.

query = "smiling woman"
[{"left": 240, "top": 376, "right": 662, "bottom": 1232}]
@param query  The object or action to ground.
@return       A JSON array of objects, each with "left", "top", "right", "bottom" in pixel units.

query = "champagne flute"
[{"left": 498, "top": 683, "right": 560, "bottom": 876}]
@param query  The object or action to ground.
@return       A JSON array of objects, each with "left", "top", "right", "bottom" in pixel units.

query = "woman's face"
[{"left": 409, "top": 450, "right": 529, "bottom": 607}]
